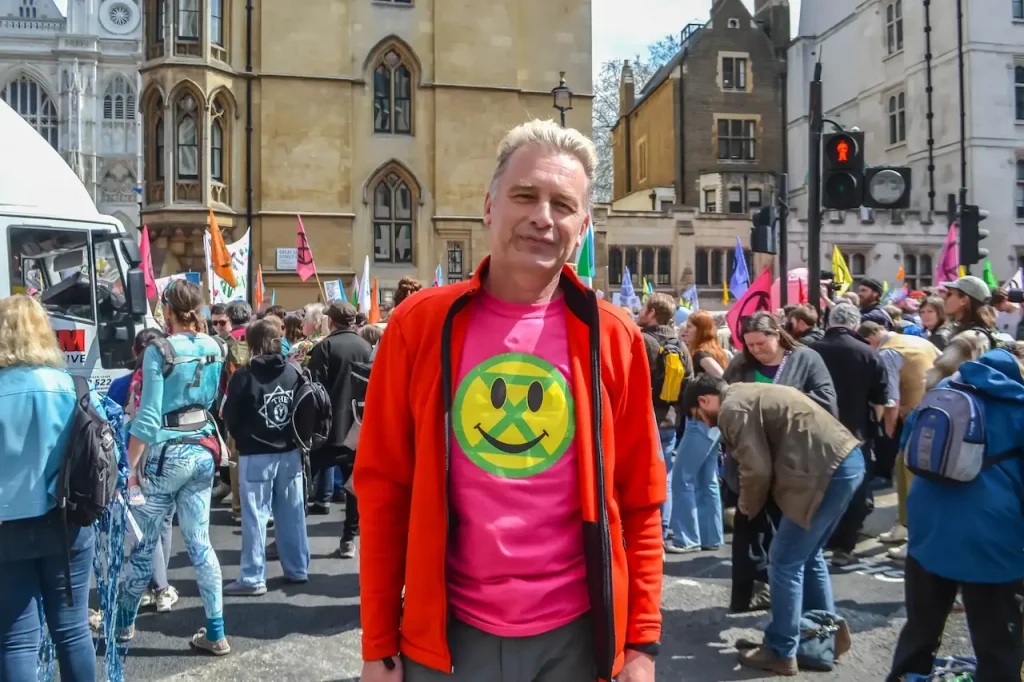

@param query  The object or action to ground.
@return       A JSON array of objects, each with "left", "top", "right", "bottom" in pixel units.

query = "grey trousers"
[
  {"left": 129, "top": 503, "right": 174, "bottom": 591},
  {"left": 403, "top": 616, "right": 596, "bottom": 682}
]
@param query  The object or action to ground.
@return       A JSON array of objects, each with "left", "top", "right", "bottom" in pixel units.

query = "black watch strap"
[
  {"left": 626, "top": 641, "right": 661, "bottom": 657},
  {"left": 382, "top": 656, "right": 396, "bottom": 670}
]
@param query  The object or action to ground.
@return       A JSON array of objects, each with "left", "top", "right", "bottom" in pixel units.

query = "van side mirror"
[{"left": 126, "top": 268, "right": 148, "bottom": 317}]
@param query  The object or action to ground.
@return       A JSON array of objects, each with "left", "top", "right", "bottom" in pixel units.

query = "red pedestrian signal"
[{"left": 836, "top": 141, "right": 849, "bottom": 163}]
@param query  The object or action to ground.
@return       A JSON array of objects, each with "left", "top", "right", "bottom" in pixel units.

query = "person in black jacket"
[
  {"left": 809, "top": 303, "right": 890, "bottom": 566},
  {"left": 306, "top": 301, "right": 372, "bottom": 558},
  {"left": 222, "top": 319, "right": 309, "bottom": 595}
]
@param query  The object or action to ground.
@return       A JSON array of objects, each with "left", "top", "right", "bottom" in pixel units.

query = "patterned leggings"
[{"left": 117, "top": 443, "right": 225, "bottom": 640}]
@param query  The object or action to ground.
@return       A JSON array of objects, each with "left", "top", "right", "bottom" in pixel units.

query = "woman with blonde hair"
[
  {"left": 288, "top": 302, "right": 330, "bottom": 369},
  {"left": 0, "top": 296, "right": 105, "bottom": 681}
]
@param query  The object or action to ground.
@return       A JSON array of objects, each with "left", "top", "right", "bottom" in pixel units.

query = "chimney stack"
[{"left": 619, "top": 60, "right": 635, "bottom": 118}]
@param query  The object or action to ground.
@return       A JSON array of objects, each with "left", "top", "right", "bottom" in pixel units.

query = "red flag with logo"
[
  {"left": 725, "top": 267, "right": 773, "bottom": 349},
  {"left": 140, "top": 226, "right": 158, "bottom": 300},
  {"left": 296, "top": 216, "right": 317, "bottom": 282}
]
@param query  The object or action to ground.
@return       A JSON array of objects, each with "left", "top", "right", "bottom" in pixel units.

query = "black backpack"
[
  {"left": 58, "top": 376, "right": 119, "bottom": 527},
  {"left": 57, "top": 375, "right": 119, "bottom": 605},
  {"left": 291, "top": 369, "right": 333, "bottom": 454}
]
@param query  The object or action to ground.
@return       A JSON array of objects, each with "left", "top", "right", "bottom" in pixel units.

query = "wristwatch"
[{"left": 626, "top": 642, "right": 661, "bottom": 657}]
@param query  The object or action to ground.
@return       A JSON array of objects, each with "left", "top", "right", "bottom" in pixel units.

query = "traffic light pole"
[
  {"left": 777, "top": 173, "right": 789, "bottom": 306},
  {"left": 807, "top": 62, "right": 823, "bottom": 314},
  {"left": 956, "top": 0, "right": 969, "bottom": 275}
]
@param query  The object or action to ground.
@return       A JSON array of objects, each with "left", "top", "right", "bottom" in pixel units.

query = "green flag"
[
  {"left": 576, "top": 226, "right": 594, "bottom": 284},
  {"left": 982, "top": 260, "right": 999, "bottom": 289}
]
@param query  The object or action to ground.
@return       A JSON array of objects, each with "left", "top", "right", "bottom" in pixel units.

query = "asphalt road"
[{"left": 104, "top": 490, "right": 973, "bottom": 682}]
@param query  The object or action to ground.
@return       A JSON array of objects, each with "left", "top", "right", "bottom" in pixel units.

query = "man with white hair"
[
  {"left": 355, "top": 119, "right": 664, "bottom": 682},
  {"left": 808, "top": 304, "right": 890, "bottom": 565}
]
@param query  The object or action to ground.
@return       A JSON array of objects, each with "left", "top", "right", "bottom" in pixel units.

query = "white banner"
[{"left": 209, "top": 229, "right": 250, "bottom": 304}]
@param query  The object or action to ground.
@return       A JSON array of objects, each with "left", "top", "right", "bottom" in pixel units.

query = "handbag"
[{"left": 796, "top": 610, "right": 845, "bottom": 671}]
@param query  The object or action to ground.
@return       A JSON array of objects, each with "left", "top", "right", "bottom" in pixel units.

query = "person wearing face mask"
[{"left": 681, "top": 375, "right": 862, "bottom": 676}]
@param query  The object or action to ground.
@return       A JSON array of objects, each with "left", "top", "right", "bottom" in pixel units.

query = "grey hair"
[
  {"left": 829, "top": 303, "right": 861, "bottom": 330},
  {"left": 303, "top": 302, "right": 330, "bottom": 336},
  {"left": 488, "top": 118, "right": 598, "bottom": 210}
]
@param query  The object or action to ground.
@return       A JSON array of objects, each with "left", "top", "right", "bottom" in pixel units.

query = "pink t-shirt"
[{"left": 446, "top": 288, "right": 590, "bottom": 637}]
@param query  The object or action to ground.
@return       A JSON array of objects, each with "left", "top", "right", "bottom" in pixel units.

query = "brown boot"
[
  {"left": 737, "top": 646, "right": 798, "bottom": 676},
  {"left": 834, "top": 619, "right": 852, "bottom": 659}
]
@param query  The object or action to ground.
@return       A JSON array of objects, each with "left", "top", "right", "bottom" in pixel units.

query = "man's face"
[
  {"left": 211, "top": 313, "right": 231, "bottom": 335},
  {"left": 692, "top": 394, "right": 722, "bottom": 427},
  {"left": 865, "top": 332, "right": 883, "bottom": 349},
  {"left": 483, "top": 145, "right": 589, "bottom": 279},
  {"left": 637, "top": 305, "right": 656, "bottom": 327},
  {"left": 857, "top": 285, "right": 878, "bottom": 306},
  {"left": 787, "top": 316, "right": 809, "bottom": 336}
]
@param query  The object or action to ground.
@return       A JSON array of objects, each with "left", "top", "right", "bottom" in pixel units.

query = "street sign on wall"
[{"left": 277, "top": 248, "right": 297, "bottom": 271}]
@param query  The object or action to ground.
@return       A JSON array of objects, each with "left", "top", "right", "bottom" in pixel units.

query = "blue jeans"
[
  {"left": 0, "top": 518, "right": 96, "bottom": 682},
  {"left": 659, "top": 427, "right": 677, "bottom": 540},
  {"left": 118, "top": 443, "right": 225, "bottom": 641},
  {"left": 670, "top": 418, "right": 724, "bottom": 549},
  {"left": 764, "top": 447, "right": 866, "bottom": 659},
  {"left": 239, "top": 451, "right": 310, "bottom": 585}
]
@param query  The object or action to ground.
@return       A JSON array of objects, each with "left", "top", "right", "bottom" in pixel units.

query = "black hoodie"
[{"left": 223, "top": 353, "right": 303, "bottom": 455}]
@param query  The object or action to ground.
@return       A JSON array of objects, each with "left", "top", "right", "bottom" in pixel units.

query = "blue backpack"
[{"left": 904, "top": 382, "right": 1019, "bottom": 482}]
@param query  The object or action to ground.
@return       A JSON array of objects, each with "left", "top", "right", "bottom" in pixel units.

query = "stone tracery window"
[
  {"left": 373, "top": 49, "right": 413, "bottom": 134},
  {"left": 1, "top": 74, "right": 58, "bottom": 149},
  {"left": 372, "top": 170, "right": 415, "bottom": 264},
  {"left": 210, "top": 96, "right": 230, "bottom": 203},
  {"left": 102, "top": 76, "right": 136, "bottom": 155}
]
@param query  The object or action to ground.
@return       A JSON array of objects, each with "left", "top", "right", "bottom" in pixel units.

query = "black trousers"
[
  {"left": 887, "top": 555, "right": 1024, "bottom": 682},
  {"left": 338, "top": 455, "right": 359, "bottom": 543}
]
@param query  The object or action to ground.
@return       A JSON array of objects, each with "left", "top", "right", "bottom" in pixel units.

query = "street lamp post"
[{"left": 551, "top": 71, "right": 573, "bottom": 128}]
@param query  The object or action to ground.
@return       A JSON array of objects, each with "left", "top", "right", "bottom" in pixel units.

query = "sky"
[{"left": 592, "top": 0, "right": 800, "bottom": 72}]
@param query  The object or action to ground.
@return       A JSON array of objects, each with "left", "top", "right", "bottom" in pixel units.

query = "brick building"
[{"left": 606, "top": 0, "right": 788, "bottom": 298}]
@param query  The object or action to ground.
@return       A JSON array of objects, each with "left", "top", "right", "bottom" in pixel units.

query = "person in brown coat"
[{"left": 682, "top": 376, "right": 863, "bottom": 676}]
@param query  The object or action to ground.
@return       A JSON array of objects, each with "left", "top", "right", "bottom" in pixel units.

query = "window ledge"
[
  {"left": 1014, "top": 17, "right": 1024, "bottom": 23},
  {"left": 1015, "top": 119, "right": 1024, "bottom": 126},
  {"left": 372, "top": 0, "right": 415, "bottom": 7},
  {"left": 885, "top": 141, "right": 908, "bottom": 151},
  {"left": 883, "top": 49, "right": 904, "bottom": 63}
]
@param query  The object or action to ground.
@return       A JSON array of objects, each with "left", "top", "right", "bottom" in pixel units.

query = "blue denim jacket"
[
  {"left": 131, "top": 333, "right": 224, "bottom": 445},
  {"left": 0, "top": 365, "right": 104, "bottom": 522}
]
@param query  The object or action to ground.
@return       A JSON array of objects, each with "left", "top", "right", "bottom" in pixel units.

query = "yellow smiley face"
[{"left": 453, "top": 353, "right": 576, "bottom": 478}]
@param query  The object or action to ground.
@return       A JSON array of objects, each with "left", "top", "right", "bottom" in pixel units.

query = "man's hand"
[
  {"left": 360, "top": 658, "right": 403, "bottom": 682},
  {"left": 618, "top": 649, "right": 655, "bottom": 682}
]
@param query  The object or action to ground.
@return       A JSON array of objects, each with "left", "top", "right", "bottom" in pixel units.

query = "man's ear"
[{"left": 483, "top": 191, "right": 493, "bottom": 227}]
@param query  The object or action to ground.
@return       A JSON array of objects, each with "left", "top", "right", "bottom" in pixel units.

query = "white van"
[{"left": 0, "top": 99, "right": 153, "bottom": 393}]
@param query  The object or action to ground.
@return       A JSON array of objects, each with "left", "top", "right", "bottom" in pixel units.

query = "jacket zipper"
[
  {"left": 439, "top": 291, "right": 474, "bottom": 674},
  {"left": 585, "top": 289, "right": 616, "bottom": 680}
]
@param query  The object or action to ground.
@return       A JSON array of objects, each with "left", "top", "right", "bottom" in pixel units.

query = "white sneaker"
[
  {"left": 155, "top": 586, "right": 179, "bottom": 613},
  {"left": 878, "top": 524, "right": 908, "bottom": 545},
  {"left": 887, "top": 544, "right": 907, "bottom": 561}
]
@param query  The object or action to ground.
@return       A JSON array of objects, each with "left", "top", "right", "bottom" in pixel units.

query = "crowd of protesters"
[{"left": 2, "top": 115, "right": 1023, "bottom": 682}]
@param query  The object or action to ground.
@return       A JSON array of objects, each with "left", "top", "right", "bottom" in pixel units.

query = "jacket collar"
[{"left": 824, "top": 326, "right": 868, "bottom": 344}]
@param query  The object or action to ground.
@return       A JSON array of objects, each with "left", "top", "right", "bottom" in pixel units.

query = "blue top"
[
  {"left": 106, "top": 373, "right": 131, "bottom": 409},
  {"left": 0, "top": 366, "right": 105, "bottom": 522},
  {"left": 906, "top": 349, "right": 1024, "bottom": 584},
  {"left": 131, "top": 333, "right": 224, "bottom": 445},
  {"left": 281, "top": 338, "right": 292, "bottom": 355}
]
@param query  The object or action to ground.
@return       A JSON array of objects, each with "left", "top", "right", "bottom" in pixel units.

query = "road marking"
[{"left": 675, "top": 578, "right": 701, "bottom": 587}]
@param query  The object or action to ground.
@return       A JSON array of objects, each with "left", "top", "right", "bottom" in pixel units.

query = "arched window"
[
  {"left": 373, "top": 49, "right": 413, "bottom": 134},
  {"left": 372, "top": 171, "right": 415, "bottom": 264},
  {"left": 211, "top": 120, "right": 223, "bottom": 181},
  {"left": 103, "top": 76, "right": 135, "bottom": 121},
  {"left": 1, "top": 75, "right": 58, "bottom": 149},
  {"left": 175, "top": 94, "right": 199, "bottom": 180}
]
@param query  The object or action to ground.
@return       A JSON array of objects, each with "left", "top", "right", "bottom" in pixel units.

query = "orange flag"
[
  {"left": 254, "top": 264, "right": 265, "bottom": 310},
  {"left": 368, "top": 276, "right": 382, "bottom": 324},
  {"left": 896, "top": 265, "right": 905, "bottom": 281},
  {"left": 208, "top": 209, "right": 237, "bottom": 288}
]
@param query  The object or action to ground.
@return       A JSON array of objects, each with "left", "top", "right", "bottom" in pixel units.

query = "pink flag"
[
  {"left": 936, "top": 223, "right": 959, "bottom": 283},
  {"left": 139, "top": 225, "right": 157, "bottom": 300},
  {"left": 296, "top": 216, "right": 317, "bottom": 282},
  {"left": 725, "top": 267, "right": 774, "bottom": 350}
]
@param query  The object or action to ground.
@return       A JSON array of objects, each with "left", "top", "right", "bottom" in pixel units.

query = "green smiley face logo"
[{"left": 453, "top": 353, "right": 575, "bottom": 478}]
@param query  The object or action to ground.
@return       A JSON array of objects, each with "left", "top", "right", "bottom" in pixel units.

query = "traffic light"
[
  {"left": 863, "top": 166, "right": 912, "bottom": 209},
  {"left": 750, "top": 206, "right": 775, "bottom": 254},
  {"left": 959, "top": 204, "right": 989, "bottom": 266},
  {"left": 822, "top": 131, "right": 865, "bottom": 210}
]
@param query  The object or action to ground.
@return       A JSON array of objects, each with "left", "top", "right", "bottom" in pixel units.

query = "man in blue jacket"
[{"left": 887, "top": 348, "right": 1024, "bottom": 682}]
